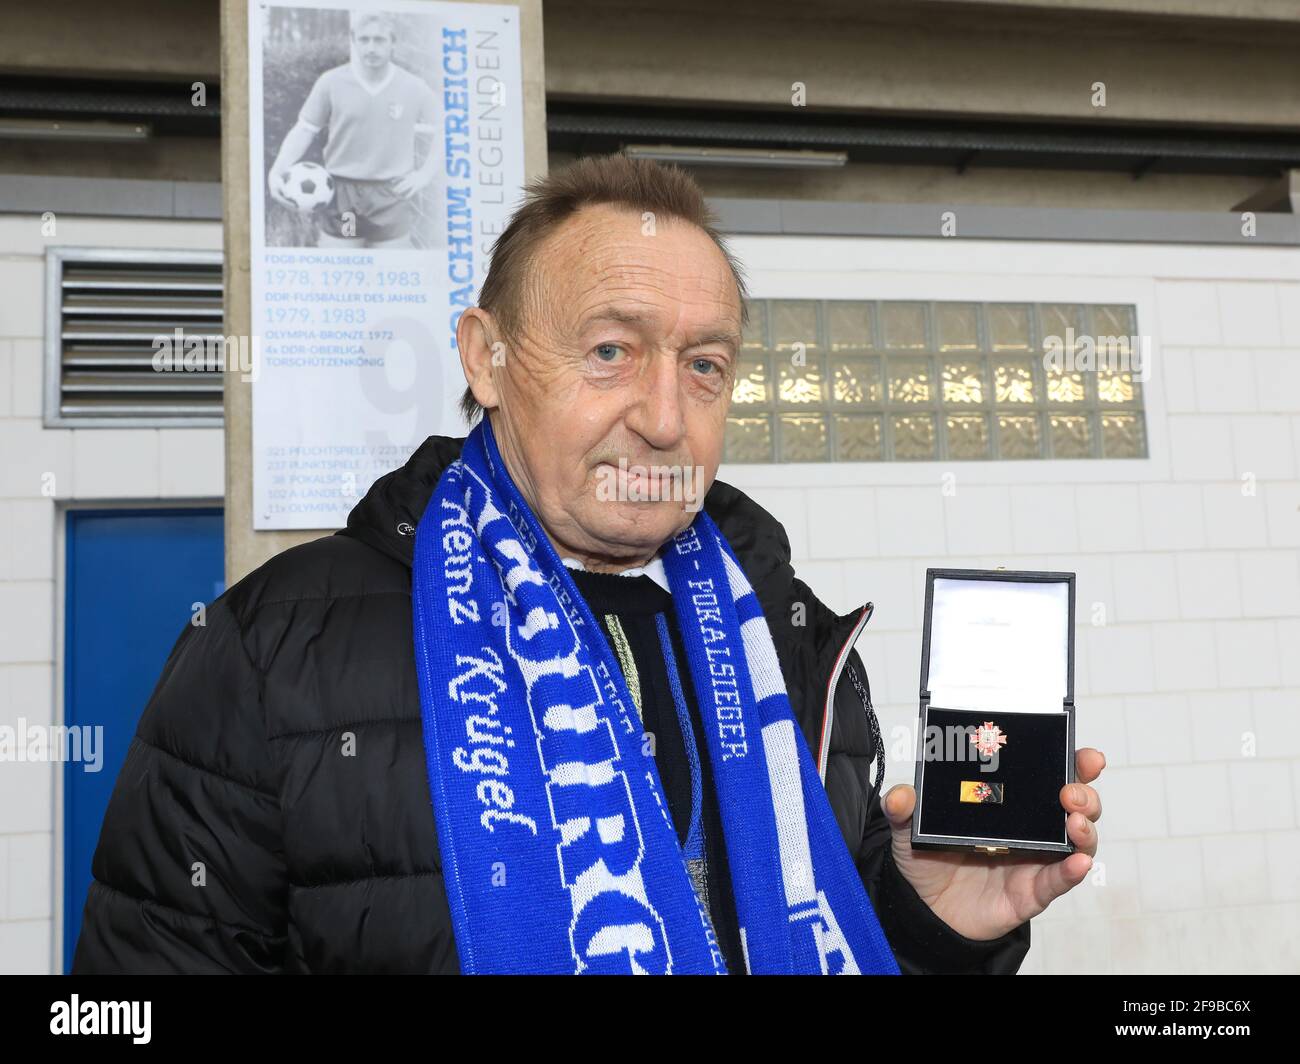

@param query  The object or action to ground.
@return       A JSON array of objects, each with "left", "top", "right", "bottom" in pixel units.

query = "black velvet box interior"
[
  {"left": 915, "top": 707, "right": 1069, "bottom": 848},
  {"left": 911, "top": 568, "right": 1076, "bottom": 856}
]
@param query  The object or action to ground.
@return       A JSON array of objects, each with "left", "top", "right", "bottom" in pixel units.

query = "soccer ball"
[{"left": 277, "top": 161, "right": 335, "bottom": 211}]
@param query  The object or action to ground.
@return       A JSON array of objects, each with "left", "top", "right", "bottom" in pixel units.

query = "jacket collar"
[{"left": 336, "top": 434, "right": 793, "bottom": 597}]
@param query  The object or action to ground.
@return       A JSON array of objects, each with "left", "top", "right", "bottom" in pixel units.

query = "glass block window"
[{"left": 725, "top": 299, "right": 1147, "bottom": 462}]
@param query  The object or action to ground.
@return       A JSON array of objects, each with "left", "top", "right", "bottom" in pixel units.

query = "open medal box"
[{"left": 911, "top": 568, "right": 1077, "bottom": 856}]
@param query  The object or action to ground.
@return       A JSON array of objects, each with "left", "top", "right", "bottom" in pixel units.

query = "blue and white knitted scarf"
[{"left": 411, "top": 419, "right": 899, "bottom": 974}]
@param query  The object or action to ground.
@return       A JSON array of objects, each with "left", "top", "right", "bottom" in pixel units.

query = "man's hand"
[
  {"left": 882, "top": 747, "right": 1105, "bottom": 940},
  {"left": 268, "top": 168, "right": 297, "bottom": 209},
  {"left": 392, "top": 167, "right": 434, "bottom": 199}
]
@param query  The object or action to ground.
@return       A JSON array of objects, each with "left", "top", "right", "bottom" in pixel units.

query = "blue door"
[{"left": 63, "top": 508, "right": 224, "bottom": 973}]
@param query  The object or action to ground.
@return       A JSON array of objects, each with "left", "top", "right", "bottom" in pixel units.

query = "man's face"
[
  {"left": 483, "top": 203, "right": 742, "bottom": 570},
  {"left": 353, "top": 25, "right": 395, "bottom": 68}
]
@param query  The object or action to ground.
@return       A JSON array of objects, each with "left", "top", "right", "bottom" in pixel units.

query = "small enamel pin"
[
  {"left": 970, "top": 720, "right": 1008, "bottom": 758},
  {"left": 960, "top": 780, "right": 1004, "bottom": 804}
]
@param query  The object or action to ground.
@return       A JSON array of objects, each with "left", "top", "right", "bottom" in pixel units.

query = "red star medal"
[{"left": 970, "top": 720, "right": 1008, "bottom": 757}]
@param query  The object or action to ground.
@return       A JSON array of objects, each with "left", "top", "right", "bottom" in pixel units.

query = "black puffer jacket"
[{"left": 73, "top": 435, "right": 1031, "bottom": 974}]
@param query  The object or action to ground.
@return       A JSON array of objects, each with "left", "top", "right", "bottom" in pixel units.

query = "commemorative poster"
[{"left": 247, "top": 0, "right": 525, "bottom": 529}]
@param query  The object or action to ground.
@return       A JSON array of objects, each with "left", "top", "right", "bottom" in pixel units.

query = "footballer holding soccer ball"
[{"left": 267, "top": 10, "right": 438, "bottom": 248}]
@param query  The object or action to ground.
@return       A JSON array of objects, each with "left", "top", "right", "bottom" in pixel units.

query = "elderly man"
[{"left": 73, "top": 155, "right": 1104, "bottom": 974}]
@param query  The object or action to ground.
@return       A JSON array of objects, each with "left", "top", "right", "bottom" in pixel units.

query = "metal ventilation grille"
[{"left": 46, "top": 249, "right": 224, "bottom": 426}]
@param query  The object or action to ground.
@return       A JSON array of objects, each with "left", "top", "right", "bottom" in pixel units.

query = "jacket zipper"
[{"left": 817, "top": 601, "right": 875, "bottom": 784}]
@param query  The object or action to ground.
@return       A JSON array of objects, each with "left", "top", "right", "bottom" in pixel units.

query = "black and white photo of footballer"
[{"left": 266, "top": 9, "right": 439, "bottom": 248}]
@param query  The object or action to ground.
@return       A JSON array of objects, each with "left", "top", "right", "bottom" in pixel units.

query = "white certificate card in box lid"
[{"left": 925, "top": 574, "right": 1071, "bottom": 715}]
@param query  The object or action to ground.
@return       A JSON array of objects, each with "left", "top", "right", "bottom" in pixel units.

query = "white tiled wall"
[
  {"left": 723, "top": 235, "right": 1300, "bottom": 974},
  {"left": 1, "top": 221, "right": 1297, "bottom": 975},
  {"left": 0, "top": 214, "right": 223, "bottom": 973}
]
